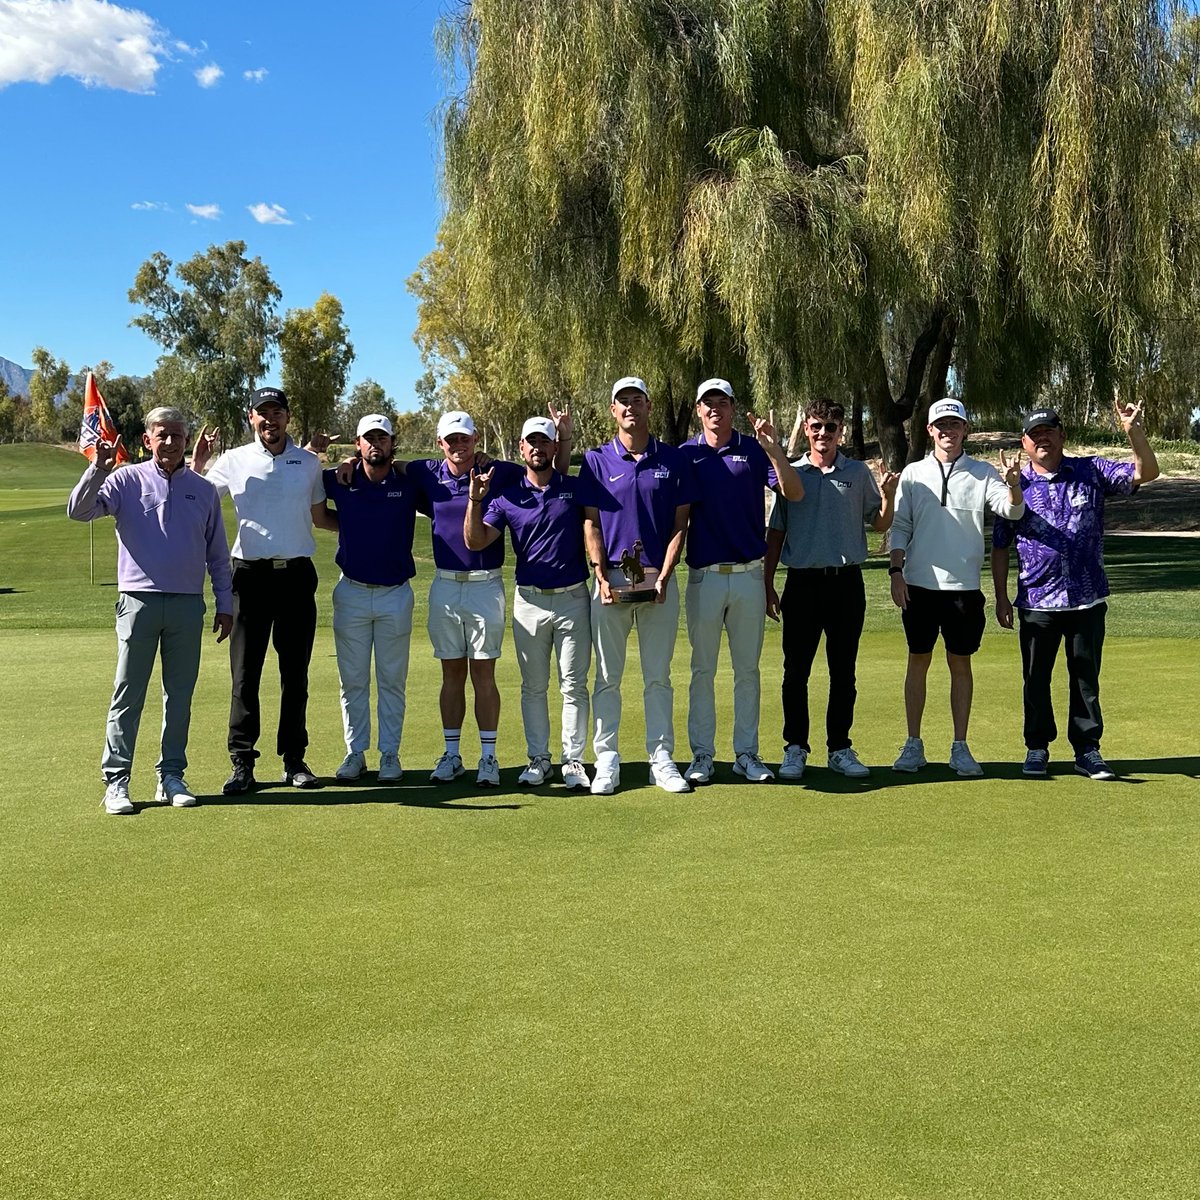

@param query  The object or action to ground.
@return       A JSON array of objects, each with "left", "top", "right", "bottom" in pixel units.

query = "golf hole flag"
[{"left": 78, "top": 372, "right": 128, "bottom": 465}]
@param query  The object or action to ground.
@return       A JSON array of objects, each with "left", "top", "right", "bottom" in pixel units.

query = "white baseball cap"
[
  {"left": 928, "top": 398, "right": 968, "bottom": 424},
  {"left": 611, "top": 376, "right": 648, "bottom": 401},
  {"left": 520, "top": 416, "right": 557, "bottom": 441},
  {"left": 436, "top": 410, "right": 477, "bottom": 439},
  {"left": 695, "top": 378, "right": 734, "bottom": 402},
  {"left": 356, "top": 413, "right": 393, "bottom": 438}
]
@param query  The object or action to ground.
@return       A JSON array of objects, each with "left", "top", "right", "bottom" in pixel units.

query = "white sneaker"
[
  {"left": 430, "top": 752, "right": 464, "bottom": 783},
  {"left": 778, "top": 745, "right": 808, "bottom": 779},
  {"left": 377, "top": 751, "right": 403, "bottom": 782},
  {"left": 155, "top": 775, "right": 196, "bottom": 807},
  {"left": 685, "top": 753, "right": 714, "bottom": 784},
  {"left": 949, "top": 740, "right": 984, "bottom": 777},
  {"left": 561, "top": 759, "right": 590, "bottom": 789},
  {"left": 828, "top": 748, "right": 870, "bottom": 778},
  {"left": 649, "top": 757, "right": 691, "bottom": 793},
  {"left": 733, "top": 752, "right": 775, "bottom": 782},
  {"left": 590, "top": 757, "right": 620, "bottom": 795},
  {"left": 103, "top": 777, "right": 134, "bottom": 815},
  {"left": 892, "top": 737, "right": 927, "bottom": 773},
  {"left": 476, "top": 755, "right": 501, "bottom": 787},
  {"left": 335, "top": 751, "right": 367, "bottom": 781},
  {"left": 518, "top": 756, "right": 552, "bottom": 786}
]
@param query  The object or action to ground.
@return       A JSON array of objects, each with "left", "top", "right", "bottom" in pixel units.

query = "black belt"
[
  {"left": 232, "top": 556, "right": 311, "bottom": 570},
  {"left": 789, "top": 563, "right": 862, "bottom": 576}
]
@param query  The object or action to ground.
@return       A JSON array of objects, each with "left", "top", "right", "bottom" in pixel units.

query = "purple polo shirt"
[
  {"left": 680, "top": 431, "right": 778, "bottom": 567},
  {"left": 483, "top": 471, "right": 589, "bottom": 588},
  {"left": 67, "top": 461, "right": 233, "bottom": 612},
  {"left": 577, "top": 436, "right": 695, "bottom": 568},
  {"left": 992, "top": 456, "right": 1136, "bottom": 609},
  {"left": 323, "top": 464, "right": 419, "bottom": 586},
  {"left": 406, "top": 457, "right": 524, "bottom": 571}
]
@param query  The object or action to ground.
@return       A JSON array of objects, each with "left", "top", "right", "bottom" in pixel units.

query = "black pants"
[
  {"left": 228, "top": 557, "right": 318, "bottom": 763},
  {"left": 780, "top": 566, "right": 866, "bottom": 752},
  {"left": 1018, "top": 603, "right": 1106, "bottom": 753}
]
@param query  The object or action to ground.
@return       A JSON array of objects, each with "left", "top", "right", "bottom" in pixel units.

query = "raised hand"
[
  {"left": 1114, "top": 398, "right": 1145, "bottom": 434},
  {"left": 999, "top": 448, "right": 1022, "bottom": 485},
  {"left": 876, "top": 461, "right": 899, "bottom": 496},
  {"left": 95, "top": 435, "right": 125, "bottom": 472},
  {"left": 191, "top": 426, "right": 218, "bottom": 472},
  {"left": 469, "top": 464, "right": 495, "bottom": 503},
  {"left": 548, "top": 400, "right": 573, "bottom": 443},
  {"left": 748, "top": 409, "right": 778, "bottom": 448},
  {"left": 305, "top": 431, "right": 335, "bottom": 455}
]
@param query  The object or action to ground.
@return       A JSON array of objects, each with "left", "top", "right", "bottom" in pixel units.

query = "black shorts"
[{"left": 901, "top": 585, "right": 986, "bottom": 656}]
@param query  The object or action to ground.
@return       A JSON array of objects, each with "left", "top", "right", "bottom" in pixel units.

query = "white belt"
[
  {"left": 436, "top": 568, "right": 502, "bottom": 582},
  {"left": 693, "top": 559, "right": 763, "bottom": 575},
  {"left": 519, "top": 581, "right": 587, "bottom": 595}
]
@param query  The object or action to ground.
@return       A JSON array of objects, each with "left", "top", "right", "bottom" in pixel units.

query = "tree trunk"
[
  {"left": 848, "top": 388, "right": 866, "bottom": 459},
  {"left": 910, "top": 314, "right": 957, "bottom": 463},
  {"left": 868, "top": 346, "right": 908, "bottom": 470}
]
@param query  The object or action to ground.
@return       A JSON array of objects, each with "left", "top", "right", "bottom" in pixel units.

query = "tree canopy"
[
  {"left": 439, "top": 0, "right": 1200, "bottom": 462},
  {"left": 279, "top": 293, "right": 355, "bottom": 444}
]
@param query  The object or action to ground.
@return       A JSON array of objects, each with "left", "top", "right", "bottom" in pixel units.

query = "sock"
[
  {"left": 480, "top": 730, "right": 497, "bottom": 760},
  {"left": 443, "top": 728, "right": 461, "bottom": 757}
]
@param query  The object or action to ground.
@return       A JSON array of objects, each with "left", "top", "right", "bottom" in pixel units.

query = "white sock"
[
  {"left": 443, "top": 728, "right": 461, "bottom": 757},
  {"left": 480, "top": 730, "right": 497, "bottom": 759}
]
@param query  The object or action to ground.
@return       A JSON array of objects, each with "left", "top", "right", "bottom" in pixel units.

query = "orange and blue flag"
[{"left": 78, "top": 372, "right": 129, "bottom": 464}]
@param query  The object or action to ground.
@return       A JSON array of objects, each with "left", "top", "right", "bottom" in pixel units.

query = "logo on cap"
[{"left": 928, "top": 398, "right": 967, "bottom": 424}]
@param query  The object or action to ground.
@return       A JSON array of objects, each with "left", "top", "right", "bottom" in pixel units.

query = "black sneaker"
[
  {"left": 222, "top": 758, "right": 256, "bottom": 795},
  {"left": 1074, "top": 749, "right": 1116, "bottom": 780},
  {"left": 283, "top": 760, "right": 320, "bottom": 789},
  {"left": 1022, "top": 748, "right": 1049, "bottom": 777}
]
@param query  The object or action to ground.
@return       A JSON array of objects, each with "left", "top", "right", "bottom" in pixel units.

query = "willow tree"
[{"left": 439, "top": 0, "right": 1196, "bottom": 464}]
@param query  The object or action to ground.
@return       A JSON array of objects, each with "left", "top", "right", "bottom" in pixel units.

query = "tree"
[
  {"left": 439, "top": 1, "right": 1197, "bottom": 464},
  {"left": 278, "top": 293, "right": 355, "bottom": 444},
  {"left": 128, "top": 241, "right": 282, "bottom": 447},
  {"left": 28, "top": 347, "right": 70, "bottom": 439}
]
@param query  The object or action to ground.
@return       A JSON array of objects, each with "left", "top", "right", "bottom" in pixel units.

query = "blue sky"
[{"left": 0, "top": 0, "right": 450, "bottom": 409}]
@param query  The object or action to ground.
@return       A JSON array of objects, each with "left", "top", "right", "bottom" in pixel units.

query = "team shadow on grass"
[{"left": 697, "top": 756, "right": 1200, "bottom": 792}]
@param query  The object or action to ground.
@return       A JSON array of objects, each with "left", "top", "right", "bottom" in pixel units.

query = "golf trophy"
[{"left": 612, "top": 540, "right": 659, "bottom": 603}]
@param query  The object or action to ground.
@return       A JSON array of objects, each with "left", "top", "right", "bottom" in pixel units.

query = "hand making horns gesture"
[
  {"left": 999, "top": 448, "right": 1023, "bottom": 485},
  {"left": 747, "top": 409, "right": 778, "bottom": 447},
  {"left": 468, "top": 464, "right": 495, "bottom": 503},
  {"left": 547, "top": 400, "right": 573, "bottom": 443}
]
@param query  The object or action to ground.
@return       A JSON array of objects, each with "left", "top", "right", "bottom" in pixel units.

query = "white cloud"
[
  {"left": 131, "top": 199, "right": 169, "bottom": 211},
  {"left": 248, "top": 202, "right": 293, "bottom": 226},
  {"left": 194, "top": 62, "right": 222, "bottom": 88},
  {"left": 0, "top": 0, "right": 167, "bottom": 92},
  {"left": 186, "top": 202, "right": 221, "bottom": 220},
  {"left": 243, "top": 67, "right": 267, "bottom": 83}
]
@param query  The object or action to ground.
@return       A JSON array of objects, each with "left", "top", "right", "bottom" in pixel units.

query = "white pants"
[
  {"left": 513, "top": 583, "right": 591, "bottom": 761},
  {"left": 591, "top": 574, "right": 680, "bottom": 762},
  {"left": 332, "top": 577, "right": 414, "bottom": 754},
  {"left": 685, "top": 563, "right": 766, "bottom": 758}
]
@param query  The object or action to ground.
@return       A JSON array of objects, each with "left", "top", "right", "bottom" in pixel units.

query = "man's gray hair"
[{"left": 144, "top": 406, "right": 189, "bottom": 432}]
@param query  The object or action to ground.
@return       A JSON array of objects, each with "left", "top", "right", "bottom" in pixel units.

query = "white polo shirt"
[{"left": 205, "top": 436, "right": 325, "bottom": 560}]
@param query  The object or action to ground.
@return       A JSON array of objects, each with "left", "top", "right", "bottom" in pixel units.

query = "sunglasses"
[{"left": 807, "top": 421, "right": 841, "bottom": 434}]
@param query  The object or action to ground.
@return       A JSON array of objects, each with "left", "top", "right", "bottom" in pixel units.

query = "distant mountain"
[{"left": 0, "top": 355, "right": 32, "bottom": 397}]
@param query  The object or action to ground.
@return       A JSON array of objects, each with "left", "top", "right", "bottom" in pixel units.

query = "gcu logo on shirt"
[
  {"left": 653, "top": 467, "right": 671, "bottom": 479},
  {"left": 730, "top": 455, "right": 748, "bottom": 463},
  {"left": 184, "top": 493, "right": 197, "bottom": 501},
  {"left": 830, "top": 479, "right": 852, "bottom": 492}
]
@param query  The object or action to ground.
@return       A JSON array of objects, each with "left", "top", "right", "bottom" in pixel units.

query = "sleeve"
[
  {"left": 66, "top": 464, "right": 117, "bottom": 521},
  {"left": 205, "top": 492, "right": 234, "bottom": 613},
  {"left": 984, "top": 463, "right": 1024, "bottom": 519},
  {"left": 577, "top": 451, "right": 617, "bottom": 513},
  {"left": 1095, "top": 457, "right": 1136, "bottom": 496},
  {"left": 768, "top": 493, "right": 789, "bottom": 532},
  {"left": 204, "top": 452, "right": 232, "bottom": 497},
  {"left": 991, "top": 516, "right": 1014, "bottom": 550},
  {"left": 676, "top": 451, "right": 699, "bottom": 506},
  {"left": 405, "top": 460, "right": 436, "bottom": 518},
  {"left": 861, "top": 464, "right": 882, "bottom": 526},
  {"left": 308, "top": 457, "right": 325, "bottom": 505},
  {"left": 482, "top": 497, "right": 508, "bottom": 532},
  {"left": 322, "top": 467, "right": 338, "bottom": 500},
  {"left": 890, "top": 471, "right": 913, "bottom": 553}
]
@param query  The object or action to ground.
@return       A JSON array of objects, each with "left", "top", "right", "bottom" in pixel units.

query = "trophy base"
[{"left": 611, "top": 566, "right": 660, "bottom": 603}]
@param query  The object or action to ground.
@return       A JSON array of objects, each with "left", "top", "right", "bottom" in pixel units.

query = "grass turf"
[{"left": 2, "top": 444, "right": 1199, "bottom": 1199}]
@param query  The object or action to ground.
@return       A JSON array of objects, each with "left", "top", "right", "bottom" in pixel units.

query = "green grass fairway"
[{"left": 2, "top": 444, "right": 1199, "bottom": 1199}]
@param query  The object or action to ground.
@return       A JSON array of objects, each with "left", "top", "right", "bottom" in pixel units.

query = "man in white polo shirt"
[
  {"left": 192, "top": 386, "right": 332, "bottom": 794},
  {"left": 888, "top": 398, "right": 1024, "bottom": 777}
]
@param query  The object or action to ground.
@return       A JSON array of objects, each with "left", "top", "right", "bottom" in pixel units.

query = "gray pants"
[{"left": 103, "top": 592, "right": 205, "bottom": 783}]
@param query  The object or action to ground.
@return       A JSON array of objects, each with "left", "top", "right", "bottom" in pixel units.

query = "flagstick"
[{"left": 89, "top": 520, "right": 95, "bottom": 585}]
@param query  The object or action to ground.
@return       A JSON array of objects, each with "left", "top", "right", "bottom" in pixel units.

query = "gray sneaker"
[
  {"left": 733, "top": 752, "right": 774, "bottom": 782},
  {"left": 892, "top": 737, "right": 927, "bottom": 773},
  {"left": 155, "top": 775, "right": 196, "bottom": 807},
  {"left": 828, "top": 748, "right": 870, "bottom": 778},
  {"left": 685, "top": 753, "right": 714, "bottom": 784},
  {"left": 103, "top": 778, "right": 134, "bottom": 815},
  {"left": 779, "top": 745, "right": 808, "bottom": 779},
  {"left": 430, "top": 753, "right": 464, "bottom": 783},
  {"left": 949, "top": 740, "right": 984, "bottom": 778},
  {"left": 476, "top": 755, "right": 501, "bottom": 787},
  {"left": 335, "top": 751, "right": 367, "bottom": 781},
  {"left": 377, "top": 751, "right": 403, "bottom": 782},
  {"left": 518, "top": 756, "right": 552, "bottom": 786}
]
